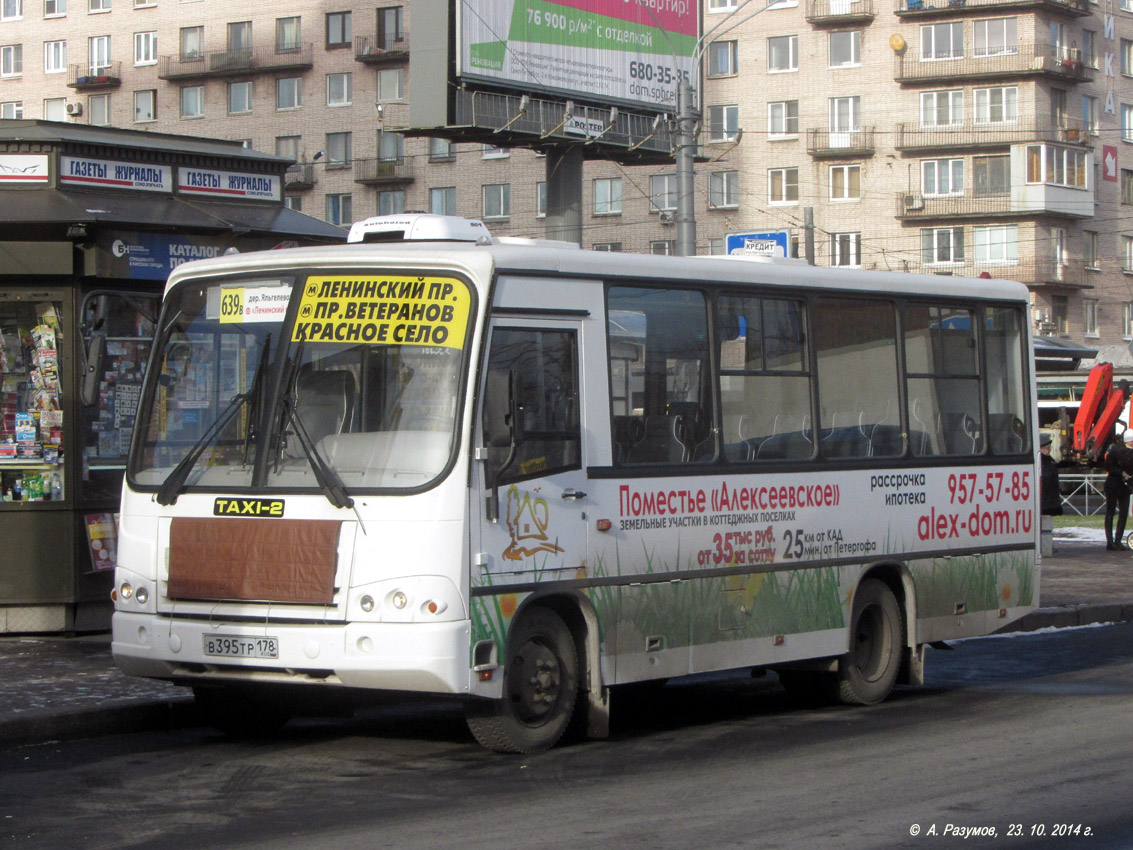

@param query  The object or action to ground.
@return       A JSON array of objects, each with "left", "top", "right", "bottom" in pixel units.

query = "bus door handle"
[{"left": 562, "top": 489, "right": 587, "bottom": 500}]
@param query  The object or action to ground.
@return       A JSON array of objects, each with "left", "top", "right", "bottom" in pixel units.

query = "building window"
[
  {"left": 768, "top": 35, "right": 797, "bottom": 72},
  {"left": 378, "top": 190, "right": 404, "bottom": 216},
  {"left": 0, "top": 0, "right": 21, "bottom": 20},
  {"left": 89, "top": 0, "right": 110, "bottom": 11},
  {"left": 327, "top": 72, "right": 352, "bottom": 106},
  {"left": 650, "top": 174, "right": 677, "bottom": 211},
  {"left": 429, "top": 137, "right": 454, "bottom": 161},
  {"left": 1123, "top": 104, "right": 1133, "bottom": 142},
  {"left": 594, "top": 177, "right": 622, "bottom": 215},
  {"left": 378, "top": 6, "right": 404, "bottom": 49},
  {"left": 44, "top": 0, "right": 64, "bottom": 16},
  {"left": 326, "top": 193, "right": 352, "bottom": 226},
  {"left": 830, "top": 164, "right": 861, "bottom": 200},
  {"left": 829, "top": 31, "right": 860, "bottom": 67},
  {"left": 1083, "top": 95, "right": 1098, "bottom": 134},
  {"left": 707, "top": 105, "right": 739, "bottom": 142},
  {"left": 922, "top": 227, "right": 964, "bottom": 264},
  {"left": 227, "top": 21, "right": 251, "bottom": 54},
  {"left": 134, "top": 88, "right": 156, "bottom": 122},
  {"left": 768, "top": 100, "right": 798, "bottom": 137},
  {"left": 378, "top": 130, "right": 403, "bottom": 162},
  {"left": 708, "top": 0, "right": 736, "bottom": 8},
  {"left": 921, "top": 90, "right": 963, "bottom": 127},
  {"left": 227, "top": 81, "right": 252, "bottom": 114},
  {"left": 831, "top": 233, "right": 861, "bottom": 267},
  {"left": 430, "top": 186, "right": 456, "bottom": 215},
  {"left": 593, "top": 242, "right": 622, "bottom": 252},
  {"left": 1025, "top": 144, "right": 1087, "bottom": 187},
  {"left": 0, "top": 101, "right": 22, "bottom": 119},
  {"left": 483, "top": 183, "right": 510, "bottom": 219},
  {"left": 973, "top": 155, "right": 1010, "bottom": 196},
  {"left": 1123, "top": 302, "right": 1133, "bottom": 338},
  {"left": 922, "top": 158, "right": 963, "bottom": 196},
  {"left": 974, "top": 87, "right": 1017, "bottom": 124},
  {"left": 1084, "top": 298, "right": 1099, "bottom": 336},
  {"left": 88, "top": 93, "right": 109, "bottom": 124},
  {"left": 43, "top": 97, "right": 66, "bottom": 121},
  {"left": 283, "top": 195, "right": 301, "bottom": 211},
  {"left": 44, "top": 40, "right": 66, "bottom": 73},
  {"left": 709, "top": 171, "right": 739, "bottom": 208},
  {"left": 1, "top": 44, "right": 22, "bottom": 77},
  {"left": 974, "top": 17, "right": 1017, "bottom": 57},
  {"left": 650, "top": 241, "right": 675, "bottom": 256},
  {"left": 1082, "top": 29, "right": 1097, "bottom": 68},
  {"left": 1124, "top": 39, "right": 1133, "bottom": 76},
  {"left": 180, "top": 26, "right": 203, "bottom": 61},
  {"left": 1051, "top": 294, "right": 1069, "bottom": 335},
  {"left": 377, "top": 68, "right": 404, "bottom": 101},
  {"left": 973, "top": 225, "right": 1018, "bottom": 263},
  {"left": 179, "top": 85, "right": 203, "bottom": 118},
  {"left": 769, "top": 167, "right": 798, "bottom": 203},
  {"left": 88, "top": 35, "right": 110, "bottom": 74},
  {"left": 708, "top": 40, "right": 737, "bottom": 77},
  {"left": 326, "top": 11, "right": 351, "bottom": 49},
  {"left": 134, "top": 31, "right": 156, "bottom": 65},
  {"left": 482, "top": 144, "right": 509, "bottom": 159},
  {"left": 536, "top": 181, "right": 546, "bottom": 218},
  {"left": 276, "top": 77, "right": 301, "bottom": 109},
  {"left": 326, "top": 131, "right": 351, "bottom": 167},
  {"left": 276, "top": 17, "right": 301, "bottom": 53},
  {"left": 275, "top": 135, "right": 299, "bottom": 161},
  {"left": 1124, "top": 236, "right": 1133, "bottom": 272},
  {"left": 921, "top": 22, "right": 963, "bottom": 60},
  {"left": 1085, "top": 230, "right": 1099, "bottom": 269}
]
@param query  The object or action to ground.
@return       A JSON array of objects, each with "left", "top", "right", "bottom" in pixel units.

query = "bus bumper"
[{"left": 111, "top": 612, "right": 472, "bottom": 695}]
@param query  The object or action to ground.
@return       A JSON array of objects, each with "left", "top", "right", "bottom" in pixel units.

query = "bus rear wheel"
[
  {"left": 466, "top": 607, "right": 578, "bottom": 754},
  {"left": 836, "top": 579, "right": 903, "bottom": 705}
]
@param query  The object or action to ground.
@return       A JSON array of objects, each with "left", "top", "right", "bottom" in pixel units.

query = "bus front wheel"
[
  {"left": 836, "top": 579, "right": 903, "bottom": 706},
  {"left": 466, "top": 607, "right": 578, "bottom": 754}
]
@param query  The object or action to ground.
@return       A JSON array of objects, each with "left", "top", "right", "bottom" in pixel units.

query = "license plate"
[{"left": 202, "top": 634, "right": 279, "bottom": 659}]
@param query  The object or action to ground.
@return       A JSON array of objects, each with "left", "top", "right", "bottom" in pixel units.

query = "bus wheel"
[
  {"left": 193, "top": 685, "right": 293, "bottom": 737},
  {"left": 466, "top": 607, "right": 578, "bottom": 754},
  {"left": 836, "top": 579, "right": 903, "bottom": 706}
]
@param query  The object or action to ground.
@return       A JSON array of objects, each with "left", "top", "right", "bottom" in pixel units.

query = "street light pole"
[{"left": 675, "top": 76, "right": 697, "bottom": 257}]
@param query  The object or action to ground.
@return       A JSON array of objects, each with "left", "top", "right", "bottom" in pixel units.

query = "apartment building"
[{"left": 1, "top": 0, "right": 1132, "bottom": 350}]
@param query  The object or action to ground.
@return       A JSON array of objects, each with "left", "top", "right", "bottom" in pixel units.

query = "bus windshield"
[{"left": 130, "top": 270, "right": 474, "bottom": 495}]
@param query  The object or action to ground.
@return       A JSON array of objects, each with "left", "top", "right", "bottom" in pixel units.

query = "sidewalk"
[{"left": 0, "top": 539, "right": 1130, "bottom": 747}]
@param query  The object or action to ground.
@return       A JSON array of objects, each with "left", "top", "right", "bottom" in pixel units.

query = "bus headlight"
[
  {"left": 391, "top": 591, "right": 408, "bottom": 610},
  {"left": 119, "top": 582, "right": 133, "bottom": 600},
  {"left": 135, "top": 586, "right": 149, "bottom": 605},
  {"left": 359, "top": 595, "right": 375, "bottom": 613}
]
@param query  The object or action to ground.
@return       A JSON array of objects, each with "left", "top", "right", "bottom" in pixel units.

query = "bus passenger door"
[{"left": 472, "top": 321, "right": 589, "bottom": 598}]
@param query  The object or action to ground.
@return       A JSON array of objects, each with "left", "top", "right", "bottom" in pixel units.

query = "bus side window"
[
  {"left": 482, "top": 328, "right": 581, "bottom": 485},
  {"left": 985, "top": 307, "right": 1030, "bottom": 455},
  {"left": 607, "top": 286, "right": 715, "bottom": 466}
]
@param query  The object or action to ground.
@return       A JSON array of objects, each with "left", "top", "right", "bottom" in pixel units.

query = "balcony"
[
  {"left": 894, "top": 120, "right": 1094, "bottom": 151},
  {"left": 157, "top": 43, "right": 313, "bottom": 80},
  {"left": 896, "top": 190, "right": 1013, "bottom": 219},
  {"left": 895, "top": 0, "right": 1089, "bottom": 17},
  {"left": 67, "top": 63, "right": 121, "bottom": 90},
  {"left": 805, "top": 0, "right": 876, "bottom": 24},
  {"left": 908, "top": 257, "right": 1092, "bottom": 288},
  {"left": 806, "top": 127, "right": 876, "bottom": 158},
  {"left": 354, "top": 34, "right": 408, "bottom": 66},
  {"left": 895, "top": 45, "right": 1093, "bottom": 85},
  {"left": 354, "top": 158, "right": 416, "bottom": 185},
  {"left": 284, "top": 163, "right": 316, "bottom": 191}
]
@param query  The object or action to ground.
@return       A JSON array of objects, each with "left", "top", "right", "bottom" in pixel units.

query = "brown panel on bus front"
[{"left": 167, "top": 518, "right": 341, "bottom": 604}]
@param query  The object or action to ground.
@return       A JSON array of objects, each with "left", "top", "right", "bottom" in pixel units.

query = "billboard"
[
  {"left": 458, "top": 0, "right": 698, "bottom": 111},
  {"left": 727, "top": 231, "right": 789, "bottom": 258}
]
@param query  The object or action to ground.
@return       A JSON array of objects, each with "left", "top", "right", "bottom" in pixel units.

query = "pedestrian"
[
  {"left": 1103, "top": 432, "right": 1133, "bottom": 550},
  {"left": 1040, "top": 434, "right": 1062, "bottom": 516}
]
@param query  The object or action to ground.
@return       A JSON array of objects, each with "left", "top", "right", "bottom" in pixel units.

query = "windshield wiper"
[
  {"left": 273, "top": 341, "right": 354, "bottom": 511},
  {"left": 156, "top": 336, "right": 271, "bottom": 506},
  {"left": 155, "top": 391, "right": 251, "bottom": 506}
]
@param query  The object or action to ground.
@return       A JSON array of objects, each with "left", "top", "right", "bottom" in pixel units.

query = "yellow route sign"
[{"left": 292, "top": 275, "right": 470, "bottom": 348}]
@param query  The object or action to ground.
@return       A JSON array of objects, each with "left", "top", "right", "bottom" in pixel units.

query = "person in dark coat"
[
  {"left": 1040, "top": 434, "right": 1062, "bottom": 516},
  {"left": 1103, "top": 433, "right": 1133, "bottom": 550}
]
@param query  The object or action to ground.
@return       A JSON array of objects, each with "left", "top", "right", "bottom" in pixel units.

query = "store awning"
[
  {"left": 180, "top": 198, "right": 346, "bottom": 241},
  {"left": 1034, "top": 336, "right": 1098, "bottom": 372}
]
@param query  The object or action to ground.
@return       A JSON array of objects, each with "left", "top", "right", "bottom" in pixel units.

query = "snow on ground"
[{"left": 1054, "top": 526, "right": 1108, "bottom": 543}]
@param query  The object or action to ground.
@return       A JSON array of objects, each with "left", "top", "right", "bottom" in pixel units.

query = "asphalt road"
[{"left": 3, "top": 623, "right": 1132, "bottom": 850}]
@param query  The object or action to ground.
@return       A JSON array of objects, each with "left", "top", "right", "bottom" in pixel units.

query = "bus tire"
[
  {"left": 465, "top": 607, "right": 578, "bottom": 754},
  {"left": 193, "top": 685, "right": 293, "bottom": 737},
  {"left": 836, "top": 579, "right": 903, "bottom": 706}
]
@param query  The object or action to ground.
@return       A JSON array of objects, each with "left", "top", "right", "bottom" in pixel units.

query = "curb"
[
  {"left": 995, "top": 603, "right": 1133, "bottom": 634},
  {"left": 0, "top": 697, "right": 197, "bottom": 749}
]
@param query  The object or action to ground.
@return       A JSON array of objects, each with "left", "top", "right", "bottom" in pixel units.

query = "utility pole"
[{"left": 675, "top": 77, "right": 698, "bottom": 257}]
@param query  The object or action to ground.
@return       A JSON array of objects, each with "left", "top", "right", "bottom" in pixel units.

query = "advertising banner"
[{"left": 459, "top": 0, "right": 698, "bottom": 110}]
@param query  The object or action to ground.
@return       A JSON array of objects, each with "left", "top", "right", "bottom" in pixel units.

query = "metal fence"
[{"left": 1058, "top": 473, "right": 1106, "bottom": 516}]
